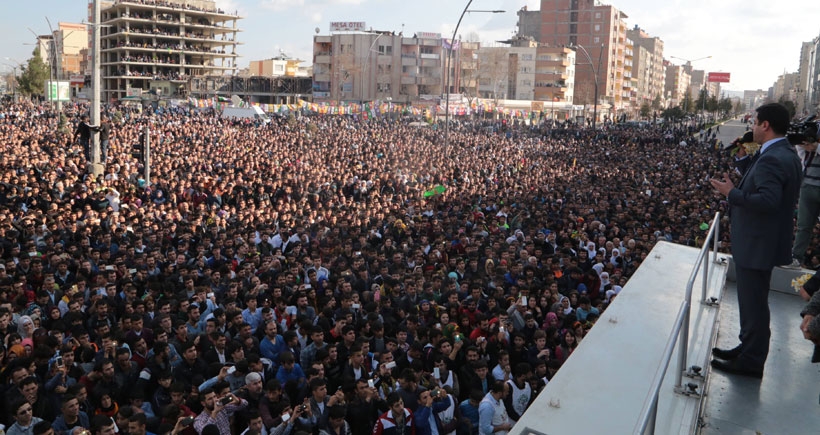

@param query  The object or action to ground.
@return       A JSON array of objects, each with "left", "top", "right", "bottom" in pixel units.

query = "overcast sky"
[{"left": 3, "top": 0, "right": 819, "bottom": 92}]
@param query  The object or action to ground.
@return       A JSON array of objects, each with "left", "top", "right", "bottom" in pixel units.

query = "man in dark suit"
[{"left": 710, "top": 103, "right": 802, "bottom": 378}]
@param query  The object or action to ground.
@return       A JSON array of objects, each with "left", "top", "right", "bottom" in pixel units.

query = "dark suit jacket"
[{"left": 728, "top": 138, "right": 802, "bottom": 270}]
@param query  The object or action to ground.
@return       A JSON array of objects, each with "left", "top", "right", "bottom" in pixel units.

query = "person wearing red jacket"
[{"left": 373, "top": 392, "right": 415, "bottom": 435}]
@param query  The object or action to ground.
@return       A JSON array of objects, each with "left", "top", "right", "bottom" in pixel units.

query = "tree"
[
  {"left": 662, "top": 106, "right": 685, "bottom": 120},
  {"left": 778, "top": 95, "right": 796, "bottom": 119},
  {"left": 651, "top": 94, "right": 662, "bottom": 110},
  {"left": 477, "top": 48, "right": 508, "bottom": 102},
  {"left": 706, "top": 95, "right": 719, "bottom": 113},
  {"left": 681, "top": 92, "right": 694, "bottom": 114},
  {"left": 734, "top": 101, "right": 746, "bottom": 114},
  {"left": 640, "top": 102, "right": 651, "bottom": 119},
  {"left": 694, "top": 88, "right": 707, "bottom": 113},
  {"left": 17, "top": 48, "right": 49, "bottom": 97},
  {"left": 716, "top": 97, "right": 732, "bottom": 116}
]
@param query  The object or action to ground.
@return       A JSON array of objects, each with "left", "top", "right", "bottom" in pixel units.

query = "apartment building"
[
  {"left": 98, "top": 0, "right": 241, "bottom": 101},
  {"left": 248, "top": 57, "right": 310, "bottom": 78},
  {"left": 312, "top": 28, "right": 444, "bottom": 103},
  {"left": 34, "top": 22, "right": 89, "bottom": 80},
  {"left": 476, "top": 38, "right": 538, "bottom": 101},
  {"left": 516, "top": 6, "right": 541, "bottom": 42},
  {"left": 534, "top": 44, "right": 575, "bottom": 105},
  {"left": 539, "top": 0, "right": 631, "bottom": 118},
  {"left": 626, "top": 26, "right": 664, "bottom": 108},
  {"left": 664, "top": 62, "right": 690, "bottom": 108}
]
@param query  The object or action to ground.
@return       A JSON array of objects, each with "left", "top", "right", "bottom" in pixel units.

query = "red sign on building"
[{"left": 707, "top": 72, "right": 731, "bottom": 83}]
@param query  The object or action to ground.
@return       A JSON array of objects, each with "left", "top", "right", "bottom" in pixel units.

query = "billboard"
[
  {"left": 330, "top": 21, "right": 365, "bottom": 32},
  {"left": 707, "top": 72, "right": 731, "bottom": 83},
  {"left": 416, "top": 32, "right": 441, "bottom": 39},
  {"left": 44, "top": 80, "right": 71, "bottom": 102}
]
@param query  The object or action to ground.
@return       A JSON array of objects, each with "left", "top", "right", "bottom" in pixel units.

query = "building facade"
[
  {"left": 312, "top": 30, "right": 444, "bottom": 104},
  {"left": 476, "top": 39, "right": 538, "bottom": 101},
  {"left": 98, "top": 0, "right": 241, "bottom": 101},
  {"left": 539, "top": 0, "right": 631, "bottom": 120},
  {"left": 516, "top": 6, "right": 541, "bottom": 42},
  {"left": 664, "top": 62, "right": 690, "bottom": 108},
  {"left": 248, "top": 57, "right": 310, "bottom": 78},
  {"left": 626, "top": 26, "right": 664, "bottom": 109}
]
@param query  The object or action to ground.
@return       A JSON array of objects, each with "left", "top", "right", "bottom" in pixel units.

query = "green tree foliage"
[
  {"left": 706, "top": 95, "right": 719, "bottom": 113},
  {"left": 694, "top": 88, "right": 708, "bottom": 113},
  {"left": 651, "top": 94, "right": 662, "bottom": 110},
  {"left": 640, "top": 102, "right": 651, "bottom": 119},
  {"left": 662, "top": 106, "right": 685, "bottom": 120},
  {"left": 718, "top": 97, "right": 734, "bottom": 116},
  {"left": 681, "top": 93, "right": 694, "bottom": 113},
  {"left": 17, "top": 49, "right": 49, "bottom": 97},
  {"left": 777, "top": 95, "right": 796, "bottom": 119}
]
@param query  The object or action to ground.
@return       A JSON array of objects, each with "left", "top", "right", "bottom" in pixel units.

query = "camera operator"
[
  {"left": 787, "top": 123, "right": 820, "bottom": 269},
  {"left": 193, "top": 387, "right": 248, "bottom": 434}
]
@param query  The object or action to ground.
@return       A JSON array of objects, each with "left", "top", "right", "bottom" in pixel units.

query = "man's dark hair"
[
  {"left": 309, "top": 377, "right": 327, "bottom": 392},
  {"left": 33, "top": 421, "right": 54, "bottom": 435},
  {"left": 756, "top": 103, "right": 790, "bottom": 135},
  {"left": 129, "top": 412, "right": 147, "bottom": 426},
  {"left": 513, "top": 362, "right": 532, "bottom": 378},
  {"left": 10, "top": 397, "right": 29, "bottom": 417}
]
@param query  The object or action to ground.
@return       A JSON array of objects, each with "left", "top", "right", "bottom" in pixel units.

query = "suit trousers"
[{"left": 735, "top": 264, "right": 772, "bottom": 367}]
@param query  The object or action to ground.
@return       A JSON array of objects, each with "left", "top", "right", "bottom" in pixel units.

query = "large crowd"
[{"left": 0, "top": 99, "right": 806, "bottom": 435}]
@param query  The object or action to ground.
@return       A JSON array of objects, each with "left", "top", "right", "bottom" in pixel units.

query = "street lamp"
[
  {"left": 444, "top": 2, "right": 503, "bottom": 152},
  {"left": 28, "top": 27, "right": 54, "bottom": 108},
  {"left": 572, "top": 43, "right": 603, "bottom": 130},
  {"left": 361, "top": 32, "right": 385, "bottom": 103},
  {"left": 3, "top": 58, "right": 23, "bottom": 102}
]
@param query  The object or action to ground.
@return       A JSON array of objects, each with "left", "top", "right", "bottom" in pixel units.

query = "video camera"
[{"left": 786, "top": 115, "right": 818, "bottom": 145}]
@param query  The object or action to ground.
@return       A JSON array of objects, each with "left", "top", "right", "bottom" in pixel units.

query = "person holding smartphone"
[{"left": 193, "top": 387, "right": 247, "bottom": 434}]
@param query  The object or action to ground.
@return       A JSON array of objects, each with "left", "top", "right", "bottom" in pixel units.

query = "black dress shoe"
[
  {"left": 710, "top": 358, "right": 763, "bottom": 379},
  {"left": 712, "top": 345, "right": 742, "bottom": 360}
]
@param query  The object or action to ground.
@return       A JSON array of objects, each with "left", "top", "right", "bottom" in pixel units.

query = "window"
[
  {"left": 378, "top": 45, "right": 393, "bottom": 55},
  {"left": 594, "top": 37, "right": 600, "bottom": 44},
  {"left": 595, "top": 12, "right": 601, "bottom": 19},
  {"left": 377, "top": 83, "right": 391, "bottom": 93},
  {"left": 594, "top": 24, "right": 601, "bottom": 32},
  {"left": 521, "top": 54, "right": 533, "bottom": 61}
]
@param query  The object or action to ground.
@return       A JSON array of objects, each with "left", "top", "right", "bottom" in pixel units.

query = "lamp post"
[
  {"left": 444, "top": 3, "right": 503, "bottom": 152},
  {"left": 3, "top": 58, "right": 23, "bottom": 102},
  {"left": 572, "top": 43, "right": 603, "bottom": 130},
  {"left": 361, "top": 32, "right": 385, "bottom": 103},
  {"left": 28, "top": 27, "right": 54, "bottom": 108}
]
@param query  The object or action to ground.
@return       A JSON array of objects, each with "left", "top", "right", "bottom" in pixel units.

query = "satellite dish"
[{"left": 315, "top": 27, "right": 320, "bottom": 34}]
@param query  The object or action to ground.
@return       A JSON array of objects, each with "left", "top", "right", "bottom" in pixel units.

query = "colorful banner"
[{"left": 184, "top": 97, "right": 540, "bottom": 120}]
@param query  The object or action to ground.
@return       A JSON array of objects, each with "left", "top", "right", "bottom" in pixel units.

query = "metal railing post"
[
  {"left": 701, "top": 248, "right": 708, "bottom": 303},
  {"left": 635, "top": 301, "right": 689, "bottom": 434}
]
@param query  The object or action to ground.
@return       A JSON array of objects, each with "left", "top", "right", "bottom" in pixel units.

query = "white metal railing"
[{"left": 634, "top": 211, "right": 722, "bottom": 434}]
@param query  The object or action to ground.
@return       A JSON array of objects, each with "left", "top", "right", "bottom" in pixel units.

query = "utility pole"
[
  {"left": 144, "top": 125, "right": 151, "bottom": 185},
  {"left": 90, "top": 0, "right": 104, "bottom": 175}
]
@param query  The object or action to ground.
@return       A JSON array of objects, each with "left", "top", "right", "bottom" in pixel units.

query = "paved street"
[{"left": 715, "top": 118, "right": 752, "bottom": 149}]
